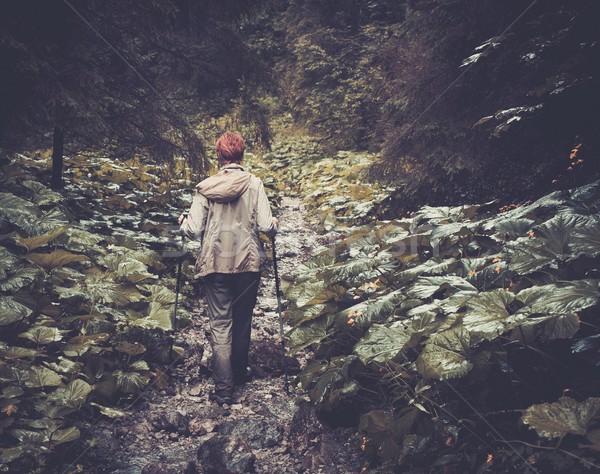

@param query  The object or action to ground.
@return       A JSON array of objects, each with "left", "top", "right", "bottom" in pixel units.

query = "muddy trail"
[{"left": 74, "top": 195, "right": 365, "bottom": 474}]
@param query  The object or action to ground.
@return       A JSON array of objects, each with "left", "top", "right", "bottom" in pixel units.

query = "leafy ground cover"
[
  {"left": 2, "top": 133, "right": 599, "bottom": 473},
  {"left": 269, "top": 138, "right": 600, "bottom": 472},
  {"left": 0, "top": 150, "right": 201, "bottom": 472}
]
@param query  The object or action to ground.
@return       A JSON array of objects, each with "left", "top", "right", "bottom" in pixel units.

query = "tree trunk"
[{"left": 50, "top": 126, "right": 64, "bottom": 190}]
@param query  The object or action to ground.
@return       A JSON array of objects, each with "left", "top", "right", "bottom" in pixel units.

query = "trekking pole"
[
  {"left": 169, "top": 234, "right": 185, "bottom": 365},
  {"left": 270, "top": 235, "right": 289, "bottom": 394}
]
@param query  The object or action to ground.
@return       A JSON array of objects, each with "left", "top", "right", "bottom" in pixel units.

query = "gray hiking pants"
[{"left": 204, "top": 271, "right": 261, "bottom": 397}]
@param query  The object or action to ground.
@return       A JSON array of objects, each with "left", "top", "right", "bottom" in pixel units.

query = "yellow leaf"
[
  {"left": 15, "top": 226, "right": 68, "bottom": 251},
  {"left": 27, "top": 250, "right": 89, "bottom": 271}
]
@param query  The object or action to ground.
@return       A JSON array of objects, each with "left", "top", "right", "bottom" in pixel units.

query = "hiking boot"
[
  {"left": 209, "top": 392, "right": 233, "bottom": 406},
  {"left": 233, "top": 367, "right": 252, "bottom": 386}
]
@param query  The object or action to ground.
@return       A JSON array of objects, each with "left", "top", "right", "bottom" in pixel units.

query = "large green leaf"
[
  {"left": 483, "top": 217, "right": 536, "bottom": 241},
  {"left": 19, "top": 326, "right": 63, "bottom": 344},
  {"left": 407, "top": 276, "right": 476, "bottom": 300},
  {"left": 516, "top": 280, "right": 600, "bottom": 315},
  {"left": 0, "top": 248, "right": 19, "bottom": 279},
  {"left": 508, "top": 214, "right": 600, "bottom": 275},
  {"left": 55, "top": 276, "right": 144, "bottom": 306},
  {"left": 325, "top": 255, "right": 397, "bottom": 286},
  {"left": 100, "top": 253, "right": 156, "bottom": 283},
  {"left": 0, "top": 193, "right": 68, "bottom": 236},
  {"left": 63, "top": 333, "right": 111, "bottom": 357},
  {"left": 130, "top": 303, "right": 172, "bottom": 331},
  {"left": 415, "top": 326, "right": 472, "bottom": 380},
  {"left": 288, "top": 313, "right": 335, "bottom": 353},
  {"left": 353, "top": 321, "right": 420, "bottom": 364},
  {"left": 113, "top": 369, "right": 150, "bottom": 394},
  {"left": 48, "top": 379, "right": 93, "bottom": 408},
  {"left": 0, "top": 266, "right": 45, "bottom": 293},
  {"left": 0, "top": 446, "right": 22, "bottom": 463},
  {"left": 0, "top": 297, "right": 32, "bottom": 326},
  {"left": 24, "top": 366, "right": 63, "bottom": 388},
  {"left": 140, "top": 284, "right": 176, "bottom": 304},
  {"left": 0, "top": 345, "right": 40, "bottom": 359},
  {"left": 522, "top": 397, "right": 600, "bottom": 439},
  {"left": 396, "top": 258, "right": 460, "bottom": 284},
  {"left": 335, "top": 289, "right": 406, "bottom": 328},
  {"left": 49, "top": 426, "right": 80, "bottom": 445},
  {"left": 510, "top": 313, "right": 580, "bottom": 344},
  {"left": 462, "top": 289, "right": 526, "bottom": 342},
  {"left": 22, "top": 180, "right": 63, "bottom": 206},
  {"left": 56, "top": 227, "right": 105, "bottom": 253}
]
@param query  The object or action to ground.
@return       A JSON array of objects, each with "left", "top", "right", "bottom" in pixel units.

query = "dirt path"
[{"left": 77, "top": 195, "right": 363, "bottom": 474}]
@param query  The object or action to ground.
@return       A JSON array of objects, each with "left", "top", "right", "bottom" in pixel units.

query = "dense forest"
[{"left": 1, "top": 0, "right": 599, "bottom": 473}]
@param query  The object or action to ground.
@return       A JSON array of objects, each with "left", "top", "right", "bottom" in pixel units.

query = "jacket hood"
[{"left": 196, "top": 165, "right": 252, "bottom": 203}]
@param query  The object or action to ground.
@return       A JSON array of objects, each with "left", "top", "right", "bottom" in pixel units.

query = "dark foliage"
[
  {"left": 0, "top": 0, "right": 273, "bottom": 183},
  {"left": 262, "top": 0, "right": 600, "bottom": 212}
]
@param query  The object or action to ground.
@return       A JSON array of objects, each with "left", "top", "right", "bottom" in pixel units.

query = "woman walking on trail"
[{"left": 179, "top": 131, "right": 278, "bottom": 405}]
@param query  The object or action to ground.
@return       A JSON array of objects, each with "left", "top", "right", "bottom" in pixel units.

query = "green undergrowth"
[
  {"left": 283, "top": 164, "right": 600, "bottom": 471},
  {"left": 259, "top": 135, "right": 394, "bottom": 228},
  {"left": 0, "top": 151, "right": 205, "bottom": 472}
]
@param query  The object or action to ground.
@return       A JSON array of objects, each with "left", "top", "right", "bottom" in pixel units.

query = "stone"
[
  {"left": 219, "top": 417, "right": 283, "bottom": 449},
  {"left": 148, "top": 410, "right": 189, "bottom": 435},
  {"left": 197, "top": 435, "right": 255, "bottom": 474},
  {"left": 141, "top": 458, "right": 197, "bottom": 474}
]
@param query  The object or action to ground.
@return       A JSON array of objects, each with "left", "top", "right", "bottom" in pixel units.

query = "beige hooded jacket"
[{"left": 180, "top": 164, "right": 277, "bottom": 276}]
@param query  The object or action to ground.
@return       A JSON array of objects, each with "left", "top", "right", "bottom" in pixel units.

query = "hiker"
[{"left": 179, "top": 131, "right": 278, "bottom": 405}]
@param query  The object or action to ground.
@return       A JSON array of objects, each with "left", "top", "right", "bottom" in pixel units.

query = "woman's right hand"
[{"left": 178, "top": 212, "right": 187, "bottom": 225}]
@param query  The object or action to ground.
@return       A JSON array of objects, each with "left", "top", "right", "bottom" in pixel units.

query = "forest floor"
[{"left": 77, "top": 194, "right": 366, "bottom": 474}]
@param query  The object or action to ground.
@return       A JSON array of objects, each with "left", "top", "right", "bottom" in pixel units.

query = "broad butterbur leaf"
[
  {"left": 336, "top": 289, "right": 406, "bottom": 328},
  {"left": 0, "top": 345, "right": 39, "bottom": 359},
  {"left": 0, "top": 446, "right": 22, "bottom": 463},
  {"left": 113, "top": 369, "right": 150, "bottom": 394},
  {"left": 354, "top": 321, "right": 419, "bottom": 364},
  {"left": 48, "top": 379, "right": 93, "bottom": 407},
  {"left": 50, "top": 426, "right": 80, "bottom": 445},
  {"left": 416, "top": 327, "right": 472, "bottom": 380},
  {"left": 0, "top": 297, "right": 32, "bottom": 326},
  {"left": 462, "top": 289, "right": 526, "bottom": 343},
  {"left": 511, "top": 313, "right": 580, "bottom": 343},
  {"left": 63, "top": 333, "right": 111, "bottom": 357},
  {"left": 130, "top": 303, "right": 172, "bottom": 331},
  {"left": 24, "top": 366, "right": 63, "bottom": 388},
  {"left": 522, "top": 397, "right": 600, "bottom": 439},
  {"left": 0, "top": 266, "right": 44, "bottom": 293},
  {"left": 14, "top": 226, "right": 68, "bottom": 251},
  {"left": 19, "top": 326, "right": 63, "bottom": 344},
  {"left": 516, "top": 280, "right": 599, "bottom": 315},
  {"left": 141, "top": 284, "right": 176, "bottom": 304},
  {"left": 22, "top": 180, "right": 63, "bottom": 206},
  {"left": 407, "top": 276, "right": 476, "bottom": 300},
  {"left": 27, "top": 249, "right": 89, "bottom": 271},
  {"left": 100, "top": 253, "right": 156, "bottom": 283}
]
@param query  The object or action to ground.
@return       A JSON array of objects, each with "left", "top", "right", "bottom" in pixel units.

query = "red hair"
[{"left": 215, "top": 132, "right": 245, "bottom": 163}]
